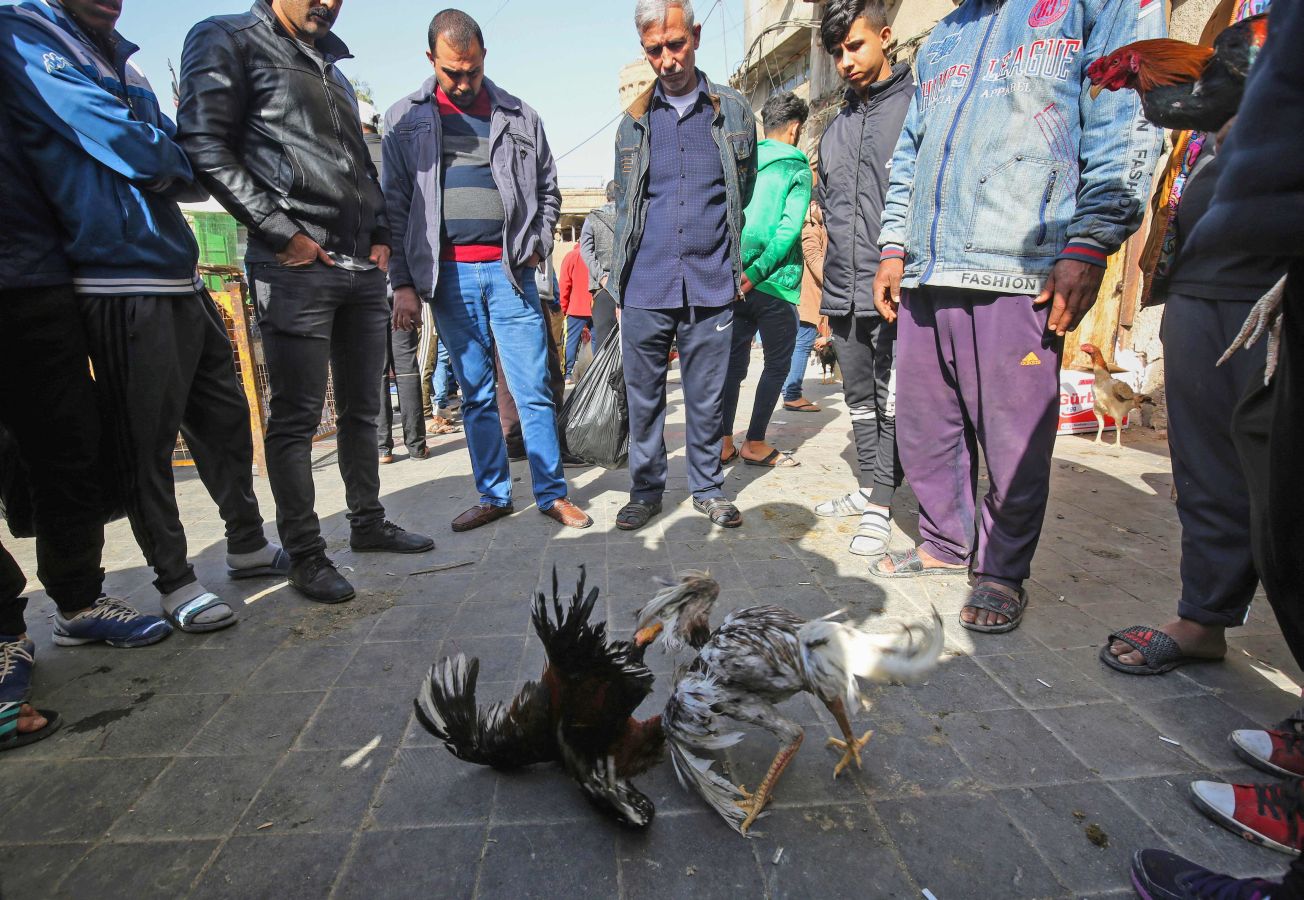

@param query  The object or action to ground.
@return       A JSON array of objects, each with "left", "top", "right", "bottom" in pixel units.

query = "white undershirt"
[{"left": 663, "top": 78, "right": 701, "bottom": 118}]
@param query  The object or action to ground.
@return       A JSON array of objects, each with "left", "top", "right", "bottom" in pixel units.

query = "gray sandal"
[
  {"left": 960, "top": 583, "right": 1029, "bottom": 634},
  {"left": 870, "top": 548, "right": 966, "bottom": 580},
  {"left": 163, "top": 591, "right": 237, "bottom": 634}
]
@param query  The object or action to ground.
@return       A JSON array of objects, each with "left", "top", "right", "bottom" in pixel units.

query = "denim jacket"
[
  {"left": 609, "top": 70, "right": 757, "bottom": 306},
  {"left": 879, "top": 0, "right": 1165, "bottom": 294},
  {"left": 381, "top": 76, "right": 561, "bottom": 297}
]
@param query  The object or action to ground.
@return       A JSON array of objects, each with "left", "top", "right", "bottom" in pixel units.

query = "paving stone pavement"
[{"left": 4, "top": 353, "right": 1302, "bottom": 899}]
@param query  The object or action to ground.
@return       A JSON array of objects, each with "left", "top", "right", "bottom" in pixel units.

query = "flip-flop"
[
  {"left": 0, "top": 703, "right": 61, "bottom": 752},
  {"left": 783, "top": 401, "right": 821, "bottom": 413},
  {"left": 742, "top": 449, "right": 799, "bottom": 468},
  {"left": 163, "top": 591, "right": 238, "bottom": 634},
  {"left": 1099, "top": 625, "right": 1223, "bottom": 676},
  {"left": 721, "top": 447, "right": 739, "bottom": 464},
  {"left": 960, "top": 583, "right": 1029, "bottom": 634},
  {"left": 870, "top": 548, "right": 967, "bottom": 580}
]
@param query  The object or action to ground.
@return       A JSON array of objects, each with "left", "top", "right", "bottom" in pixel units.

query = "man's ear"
[
  {"left": 880, "top": 26, "right": 893, "bottom": 47},
  {"left": 692, "top": 22, "right": 702, "bottom": 49},
  {"left": 425, "top": 49, "right": 436, "bottom": 68}
]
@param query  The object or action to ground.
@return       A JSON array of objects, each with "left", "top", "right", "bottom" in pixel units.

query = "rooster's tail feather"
[{"left": 663, "top": 671, "right": 754, "bottom": 835}]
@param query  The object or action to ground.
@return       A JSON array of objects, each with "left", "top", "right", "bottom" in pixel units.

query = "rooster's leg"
[
  {"left": 821, "top": 696, "right": 873, "bottom": 778},
  {"left": 736, "top": 731, "right": 804, "bottom": 835},
  {"left": 1093, "top": 411, "right": 1105, "bottom": 444}
]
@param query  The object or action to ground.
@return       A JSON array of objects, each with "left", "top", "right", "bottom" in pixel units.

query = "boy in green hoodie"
[{"left": 720, "top": 92, "right": 812, "bottom": 467}]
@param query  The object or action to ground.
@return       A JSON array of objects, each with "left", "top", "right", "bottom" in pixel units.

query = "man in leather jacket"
[{"left": 178, "top": 0, "right": 433, "bottom": 605}]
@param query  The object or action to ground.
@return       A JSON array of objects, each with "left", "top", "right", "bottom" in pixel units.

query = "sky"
[{"left": 27, "top": 0, "right": 753, "bottom": 188}]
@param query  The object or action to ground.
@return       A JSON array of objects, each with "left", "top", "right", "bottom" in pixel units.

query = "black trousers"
[
  {"left": 591, "top": 288, "right": 617, "bottom": 353},
  {"left": 1234, "top": 270, "right": 1304, "bottom": 668},
  {"left": 1164, "top": 295, "right": 1265, "bottom": 627},
  {"left": 721, "top": 290, "right": 798, "bottom": 443},
  {"left": 378, "top": 318, "right": 426, "bottom": 455},
  {"left": 0, "top": 284, "right": 105, "bottom": 631},
  {"left": 80, "top": 290, "right": 266, "bottom": 595},
  {"left": 249, "top": 263, "right": 388, "bottom": 560},
  {"left": 830, "top": 313, "right": 901, "bottom": 506}
]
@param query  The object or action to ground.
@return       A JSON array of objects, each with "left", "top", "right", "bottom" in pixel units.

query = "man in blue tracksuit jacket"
[
  {"left": 0, "top": 0, "right": 289, "bottom": 637},
  {"left": 869, "top": 0, "right": 1162, "bottom": 634}
]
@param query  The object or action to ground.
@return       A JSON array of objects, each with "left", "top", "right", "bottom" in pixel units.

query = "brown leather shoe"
[
  {"left": 540, "top": 498, "right": 593, "bottom": 529},
  {"left": 451, "top": 503, "right": 514, "bottom": 532}
]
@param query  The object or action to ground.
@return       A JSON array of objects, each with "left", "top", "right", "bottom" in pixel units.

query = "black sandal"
[
  {"left": 692, "top": 497, "right": 742, "bottom": 528},
  {"left": 0, "top": 703, "right": 61, "bottom": 752},
  {"left": 960, "top": 583, "right": 1028, "bottom": 634},
  {"left": 616, "top": 500, "right": 662, "bottom": 531},
  {"left": 1099, "top": 625, "right": 1222, "bottom": 676}
]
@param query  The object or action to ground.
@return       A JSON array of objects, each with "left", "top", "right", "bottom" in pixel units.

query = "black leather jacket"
[{"left": 176, "top": 2, "right": 387, "bottom": 257}]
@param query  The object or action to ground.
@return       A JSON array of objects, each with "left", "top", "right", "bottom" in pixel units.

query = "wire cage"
[{"left": 172, "top": 266, "right": 338, "bottom": 471}]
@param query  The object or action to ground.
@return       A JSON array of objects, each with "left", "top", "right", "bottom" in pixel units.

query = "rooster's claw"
[{"left": 826, "top": 729, "right": 873, "bottom": 778}]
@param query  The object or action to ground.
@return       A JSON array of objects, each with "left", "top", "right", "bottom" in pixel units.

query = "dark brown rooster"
[
  {"left": 414, "top": 567, "right": 666, "bottom": 827},
  {"left": 1086, "top": 13, "right": 1269, "bottom": 132}
]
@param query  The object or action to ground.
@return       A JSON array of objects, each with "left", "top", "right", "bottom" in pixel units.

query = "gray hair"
[
  {"left": 634, "top": 0, "right": 695, "bottom": 33},
  {"left": 605, "top": 180, "right": 619, "bottom": 202}
]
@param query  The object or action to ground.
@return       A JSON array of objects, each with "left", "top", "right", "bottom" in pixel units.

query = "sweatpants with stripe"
[
  {"left": 895, "top": 287, "right": 1062, "bottom": 588},
  {"left": 80, "top": 291, "right": 269, "bottom": 595},
  {"left": 829, "top": 313, "right": 900, "bottom": 507}
]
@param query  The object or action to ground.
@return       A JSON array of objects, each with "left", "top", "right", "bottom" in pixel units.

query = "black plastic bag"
[
  {"left": 560, "top": 323, "right": 628, "bottom": 469},
  {"left": 0, "top": 422, "right": 35, "bottom": 538}
]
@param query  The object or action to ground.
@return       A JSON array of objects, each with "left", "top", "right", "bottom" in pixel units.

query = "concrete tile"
[
  {"left": 976, "top": 650, "right": 1115, "bottom": 709},
  {"left": 295, "top": 687, "right": 415, "bottom": 751},
  {"left": 59, "top": 839, "right": 218, "bottom": 898},
  {"left": 1034, "top": 704, "right": 1202, "bottom": 779},
  {"left": 858, "top": 712, "right": 978, "bottom": 799},
  {"left": 0, "top": 757, "right": 166, "bottom": 843},
  {"left": 447, "top": 597, "right": 535, "bottom": 639},
  {"left": 44, "top": 692, "right": 228, "bottom": 759},
  {"left": 434, "top": 635, "right": 524, "bottom": 684},
  {"left": 996, "top": 782, "right": 1167, "bottom": 894},
  {"left": 1133, "top": 695, "right": 1260, "bottom": 770},
  {"left": 183, "top": 692, "right": 324, "bottom": 757},
  {"left": 480, "top": 820, "right": 617, "bottom": 899},
  {"left": 335, "top": 640, "right": 443, "bottom": 689},
  {"left": 0, "top": 843, "right": 90, "bottom": 897},
  {"left": 911, "top": 655, "right": 1019, "bottom": 715},
  {"left": 236, "top": 747, "right": 391, "bottom": 835},
  {"left": 367, "top": 602, "right": 455, "bottom": 643},
  {"left": 942, "top": 708, "right": 1093, "bottom": 788},
  {"left": 189, "top": 831, "right": 352, "bottom": 899},
  {"left": 333, "top": 826, "right": 484, "bottom": 899},
  {"left": 111, "top": 755, "right": 275, "bottom": 839},
  {"left": 370, "top": 747, "right": 497, "bottom": 827},
  {"left": 616, "top": 811, "right": 765, "bottom": 898},
  {"left": 243, "top": 642, "right": 357, "bottom": 694},
  {"left": 877, "top": 792, "right": 1065, "bottom": 898}
]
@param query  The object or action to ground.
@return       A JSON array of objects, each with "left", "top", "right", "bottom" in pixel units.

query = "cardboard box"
[{"left": 1059, "top": 370, "right": 1130, "bottom": 436}]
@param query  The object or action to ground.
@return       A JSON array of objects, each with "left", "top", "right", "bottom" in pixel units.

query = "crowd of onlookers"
[{"left": 1, "top": 0, "right": 1303, "bottom": 892}]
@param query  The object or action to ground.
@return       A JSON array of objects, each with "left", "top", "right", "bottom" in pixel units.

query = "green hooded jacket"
[{"left": 739, "top": 139, "right": 812, "bottom": 304}]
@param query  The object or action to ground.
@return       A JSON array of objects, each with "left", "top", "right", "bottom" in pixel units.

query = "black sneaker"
[
  {"left": 350, "top": 521, "right": 435, "bottom": 554},
  {"left": 289, "top": 554, "right": 355, "bottom": 604},
  {"left": 1130, "top": 848, "right": 1277, "bottom": 900},
  {"left": 561, "top": 452, "right": 592, "bottom": 468}
]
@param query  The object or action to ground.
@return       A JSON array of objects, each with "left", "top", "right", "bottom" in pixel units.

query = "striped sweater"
[{"left": 437, "top": 86, "right": 504, "bottom": 262}]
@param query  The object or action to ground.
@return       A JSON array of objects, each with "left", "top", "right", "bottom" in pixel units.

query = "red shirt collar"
[{"left": 435, "top": 84, "right": 491, "bottom": 117}]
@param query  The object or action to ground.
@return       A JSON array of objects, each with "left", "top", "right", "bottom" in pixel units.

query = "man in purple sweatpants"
[{"left": 866, "top": 0, "right": 1162, "bottom": 634}]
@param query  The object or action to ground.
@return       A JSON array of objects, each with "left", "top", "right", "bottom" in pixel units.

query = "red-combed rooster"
[
  {"left": 414, "top": 567, "right": 669, "bottom": 827},
  {"left": 1086, "top": 13, "right": 1269, "bottom": 132}
]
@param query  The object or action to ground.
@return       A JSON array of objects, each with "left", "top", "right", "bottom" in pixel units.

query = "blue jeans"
[
  {"left": 431, "top": 338, "right": 455, "bottom": 407},
  {"left": 783, "top": 322, "right": 819, "bottom": 402},
  {"left": 564, "top": 315, "right": 591, "bottom": 377},
  {"left": 431, "top": 261, "right": 566, "bottom": 509}
]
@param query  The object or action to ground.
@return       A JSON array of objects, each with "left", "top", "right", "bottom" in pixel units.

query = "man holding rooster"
[{"left": 869, "top": 0, "right": 1163, "bottom": 634}]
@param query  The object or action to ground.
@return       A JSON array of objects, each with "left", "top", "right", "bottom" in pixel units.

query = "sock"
[
  {"left": 226, "top": 542, "right": 283, "bottom": 572},
  {"left": 160, "top": 581, "right": 230, "bottom": 627}
]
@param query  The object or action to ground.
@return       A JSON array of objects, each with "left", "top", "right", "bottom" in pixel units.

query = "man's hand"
[
  {"left": 392, "top": 286, "right": 422, "bottom": 332},
  {"left": 740, "top": 274, "right": 754, "bottom": 295},
  {"left": 1034, "top": 260, "right": 1106, "bottom": 337},
  {"left": 599, "top": 274, "right": 608, "bottom": 289},
  {"left": 524, "top": 252, "right": 542, "bottom": 269},
  {"left": 277, "top": 232, "right": 334, "bottom": 267},
  {"left": 370, "top": 244, "right": 391, "bottom": 273},
  {"left": 873, "top": 258, "right": 904, "bottom": 323}
]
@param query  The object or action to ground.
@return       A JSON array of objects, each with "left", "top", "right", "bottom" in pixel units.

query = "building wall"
[{"left": 618, "top": 57, "right": 656, "bottom": 108}]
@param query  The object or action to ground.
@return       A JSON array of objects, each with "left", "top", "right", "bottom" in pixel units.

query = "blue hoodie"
[
  {"left": 0, "top": 0, "right": 204, "bottom": 296},
  {"left": 879, "top": 0, "right": 1165, "bottom": 294}
]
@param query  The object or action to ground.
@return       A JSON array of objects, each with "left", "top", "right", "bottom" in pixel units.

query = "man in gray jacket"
[
  {"left": 579, "top": 181, "right": 619, "bottom": 349},
  {"left": 384, "top": 9, "right": 591, "bottom": 532},
  {"left": 811, "top": 0, "right": 913, "bottom": 559}
]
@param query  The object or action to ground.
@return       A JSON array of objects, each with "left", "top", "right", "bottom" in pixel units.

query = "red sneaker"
[
  {"left": 1190, "top": 779, "right": 1304, "bottom": 856},
  {"left": 1232, "top": 726, "right": 1304, "bottom": 778}
]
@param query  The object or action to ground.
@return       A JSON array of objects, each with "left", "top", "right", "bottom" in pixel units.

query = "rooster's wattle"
[{"left": 1086, "top": 13, "right": 1269, "bottom": 132}]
